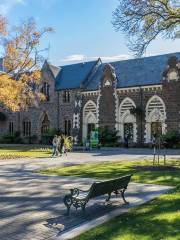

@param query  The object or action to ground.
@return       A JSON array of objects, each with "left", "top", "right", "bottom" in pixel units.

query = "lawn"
[
  {"left": 38, "top": 159, "right": 180, "bottom": 240},
  {"left": 0, "top": 146, "right": 52, "bottom": 159}
]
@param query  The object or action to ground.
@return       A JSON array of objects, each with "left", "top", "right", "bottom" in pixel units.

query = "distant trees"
[
  {"left": 112, "top": 0, "right": 180, "bottom": 56},
  {"left": 0, "top": 16, "right": 53, "bottom": 111}
]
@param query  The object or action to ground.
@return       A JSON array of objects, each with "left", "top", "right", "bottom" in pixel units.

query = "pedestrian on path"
[
  {"left": 124, "top": 135, "right": 129, "bottom": 148},
  {"left": 52, "top": 135, "right": 59, "bottom": 157},
  {"left": 59, "top": 135, "right": 65, "bottom": 156}
]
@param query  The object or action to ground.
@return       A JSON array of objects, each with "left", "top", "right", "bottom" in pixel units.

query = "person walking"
[
  {"left": 52, "top": 135, "right": 59, "bottom": 157},
  {"left": 124, "top": 134, "right": 129, "bottom": 148},
  {"left": 59, "top": 135, "right": 65, "bottom": 156}
]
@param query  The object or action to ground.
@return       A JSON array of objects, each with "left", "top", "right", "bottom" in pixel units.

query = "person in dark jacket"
[
  {"left": 59, "top": 135, "right": 65, "bottom": 155},
  {"left": 124, "top": 135, "right": 129, "bottom": 148}
]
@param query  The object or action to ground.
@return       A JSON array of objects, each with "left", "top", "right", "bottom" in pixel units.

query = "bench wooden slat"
[
  {"left": 89, "top": 175, "right": 131, "bottom": 199},
  {"left": 63, "top": 174, "right": 132, "bottom": 215}
]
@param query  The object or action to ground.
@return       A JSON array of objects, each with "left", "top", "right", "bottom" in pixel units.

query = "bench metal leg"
[
  {"left": 106, "top": 193, "right": 111, "bottom": 202},
  {"left": 63, "top": 195, "right": 73, "bottom": 215},
  {"left": 121, "top": 190, "right": 129, "bottom": 205},
  {"left": 81, "top": 203, "right": 87, "bottom": 215}
]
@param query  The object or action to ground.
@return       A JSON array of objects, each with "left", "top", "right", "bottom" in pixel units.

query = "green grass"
[
  {"left": 38, "top": 159, "right": 180, "bottom": 240},
  {"left": 38, "top": 158, "right": 180, "bottom": 186},
  {"left": 0, "top": 146, "right": 51, "bottom": 159}
]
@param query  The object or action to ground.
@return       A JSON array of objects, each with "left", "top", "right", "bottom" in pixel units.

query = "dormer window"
[
  {"left": 41, "top": 82, "right": 50, "bottom": 101},
  {"left": 167, "top": 69, "right": 179, "bottom": 81},
  {"left": 63, "top": 90, "right": 70, "bottom": 103}
]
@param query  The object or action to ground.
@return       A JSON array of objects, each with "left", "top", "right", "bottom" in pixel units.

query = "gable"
[{"left": 55, "top": 60, "right": 99, "bottom": 90}]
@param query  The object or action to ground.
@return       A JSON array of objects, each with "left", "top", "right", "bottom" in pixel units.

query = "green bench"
[{"left": 63, "top": 174, "right": 132, "bottom": 215}]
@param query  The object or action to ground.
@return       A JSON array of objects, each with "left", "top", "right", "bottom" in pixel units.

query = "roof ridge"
[
  {"left": 49, "top": 64, "right": 60, "bottom": 69},
  {"left": 55, "top": 59, "right": 100, "bottom": 90},
  {"left": 109, "top": 52, "right": 180, "bottom": 64},
  {"left": 59, "top": 60, "right": 98, "bottom": 68},
  {"left": 81, "top": 59, "right": 102, "bottom": 88}
]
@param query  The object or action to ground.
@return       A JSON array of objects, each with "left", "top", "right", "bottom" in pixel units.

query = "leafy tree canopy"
[{"left": 0, "top": 16, "right": 53, "bottom": 111}]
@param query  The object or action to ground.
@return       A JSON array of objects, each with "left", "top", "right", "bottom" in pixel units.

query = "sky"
[{"left": 0, "top": 0, "right": 180, "bottom": 66}]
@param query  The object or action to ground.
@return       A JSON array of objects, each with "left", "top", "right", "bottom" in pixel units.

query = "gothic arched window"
[
  {"left": 41, "top": 113, "right": 50, "bottom": 134},
  {"left": 41, "top": 82, "right": 50, "bottom": 101},
  {"left": 23, "top": 120, "right": 31, "bottom": 136}
]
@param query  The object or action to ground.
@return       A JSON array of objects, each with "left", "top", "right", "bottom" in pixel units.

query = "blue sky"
[{"left": 1, "top": 0, "right": 180, "bottom": 66}]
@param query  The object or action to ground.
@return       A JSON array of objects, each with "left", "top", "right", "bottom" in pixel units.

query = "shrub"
[
  {"left": 0, "top": 112, "right": 7, "bottom": 122},
  {"left": 162, "top": 130, "right": 180, "bottom": 148},
  {"left": 98, "top": 127, "right": 119, "bottom": 146},
  {"left": 24, "top": 135, "right": 38, "bottom": 144},
  {"left": 42, "top": 128, "right": 59, "bottom": 137},
  {"left": 41, "top": 128, "right": 59, "bottom": 145},
  {"left": 0, "top": 131, "right": 23, "bottom": 144},
  {"left": 0, "top": 133, "right": 15, "bottom": 143}
]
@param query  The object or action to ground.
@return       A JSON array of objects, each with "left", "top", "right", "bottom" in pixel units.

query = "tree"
[
  {"left": 112, "top": 0, "right": 180, "bottom": 56},
  {"left": 0, "top": 16, "right": 53, "bottom": 111}
]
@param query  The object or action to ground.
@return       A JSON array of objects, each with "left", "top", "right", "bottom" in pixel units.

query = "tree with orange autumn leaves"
[{"left": 0, "top": 15, "right": 53, "bottom": 111}]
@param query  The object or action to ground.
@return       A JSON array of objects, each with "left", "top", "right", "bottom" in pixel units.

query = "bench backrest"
[{"left": 88, "top": 174, "right": 132, "bottom": 199}]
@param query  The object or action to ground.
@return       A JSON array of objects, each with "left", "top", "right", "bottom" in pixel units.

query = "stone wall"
[
  {"left": 58, "top": 89, "right": 80, "bottom": 134},
  {"left": 162, "top": 56, "right": 180, "bottom": 132},
  {"left": 0, "top": 62, "right": 59, "bottom": 141},
  {"left": 0, "top": 56, "right": 179, "bottom": 145}
]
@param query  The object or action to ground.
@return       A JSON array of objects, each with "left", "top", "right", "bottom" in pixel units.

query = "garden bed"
[{"left": 132, "top": 165, "right": 180, "bottom": 171}]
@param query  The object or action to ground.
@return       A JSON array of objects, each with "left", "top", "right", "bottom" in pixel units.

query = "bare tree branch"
[{"left": 112, "top": 0, "right": 180, "bottom": 56}]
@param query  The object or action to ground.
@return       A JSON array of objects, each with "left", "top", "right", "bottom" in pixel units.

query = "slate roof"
[
  {"left": 54, "top": 52, "right": 180, "bottom": 91},
  {"left": 85, "top": 52, "right": 180, "bottom": 90},
  {"left": 114, "top": 52, "right": 180, "bottom": 88},
  {"left": 55, "top": 60, "right": 98, "bottom": 90},
  {"left": 85, "top": 64, "right": 104, "bottom": 90}
]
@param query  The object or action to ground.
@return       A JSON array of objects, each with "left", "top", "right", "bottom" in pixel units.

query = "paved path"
[
  {"left": 0, "top": 149, "right": 178, "bottom": 240},
  {"left": 1, "top": 148, "right": 180, "bottom": 171}
]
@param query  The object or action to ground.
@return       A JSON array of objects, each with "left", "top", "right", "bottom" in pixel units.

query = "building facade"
[{"left": 0, "top": 52, "right": 180, "bottom": 144}]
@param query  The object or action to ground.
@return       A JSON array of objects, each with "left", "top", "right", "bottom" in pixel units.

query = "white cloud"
[
  {"left": 62, "top": 54, "right": 86, "bottom": 62},
  {"left": 61, "top": 54, "right": 132, "bottom": 63},
  {"left": 0, "top": 0, "right": 25, "bottom": 15},
  {"left": 96, "top": 54, "right": 132, "bottom": 62}
]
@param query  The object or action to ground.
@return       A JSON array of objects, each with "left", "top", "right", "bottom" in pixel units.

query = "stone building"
[{"left": 0, "top": 52, "right": 180, "bottom": 145}]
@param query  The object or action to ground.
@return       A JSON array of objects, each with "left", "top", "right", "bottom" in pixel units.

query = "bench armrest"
[
  {"left": 70, "top": 188, "right": 90, "bottom": 197},
  {"left": 70, "top": 188, "right": 79, "bottom": 197}
]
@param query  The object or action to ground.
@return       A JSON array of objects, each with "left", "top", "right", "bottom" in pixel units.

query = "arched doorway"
[
  {"left": 83, "top": 100, "right": 97, "bottom": 139},
  {"left": 118, "top": 97, "right": 137, "bottom": 142},
  {"left": 145, "top": 95, "right": 166, "bottom": 143}
]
